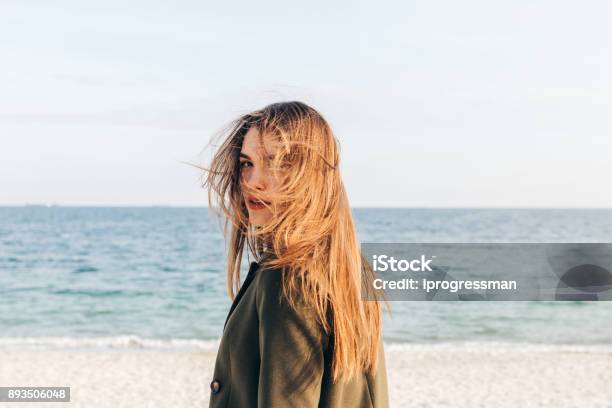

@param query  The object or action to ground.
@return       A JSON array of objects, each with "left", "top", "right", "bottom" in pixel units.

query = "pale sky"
[{"left": 1, "top": 1, "right": 611, "bottom": 207}]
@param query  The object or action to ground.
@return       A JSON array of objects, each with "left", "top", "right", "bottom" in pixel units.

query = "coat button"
[{"left": 210, "top": 380, "right": 221, "bottom": 394}]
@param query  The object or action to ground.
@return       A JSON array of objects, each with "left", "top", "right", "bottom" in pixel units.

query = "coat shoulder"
[
  {"left": 253, "top": 265, "right": 284, "bottom": 288},
  {"left": 253, "top": 265, "right": 329, "bottom": 341},
  {"left": 253, "top": 266, "right": 313, "bottom": 312}
]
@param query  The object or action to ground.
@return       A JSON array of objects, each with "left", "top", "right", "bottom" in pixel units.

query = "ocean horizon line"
[{"left": 1, "top": 204, "right": 612, "bottom": 210}]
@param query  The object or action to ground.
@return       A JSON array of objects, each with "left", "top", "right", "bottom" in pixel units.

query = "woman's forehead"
[{"left": 241, "top": 127, "right": 283, "bottom": 158}]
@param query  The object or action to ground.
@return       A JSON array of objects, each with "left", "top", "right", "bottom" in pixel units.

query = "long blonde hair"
[{"left": 203, "top": 101, "right": 385, "bottom": 383}]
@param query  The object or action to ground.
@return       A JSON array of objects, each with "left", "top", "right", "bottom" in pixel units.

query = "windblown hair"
[{"left": 203, "top": 101, "right": 385, "bottom": 383}]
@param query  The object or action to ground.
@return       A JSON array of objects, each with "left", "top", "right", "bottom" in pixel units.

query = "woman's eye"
[
  {"left": 240, "top": 161, "right": 252, "bottom": 169},
  {"left": 276, "top": 160, "right": 291, "bottom": 171}
]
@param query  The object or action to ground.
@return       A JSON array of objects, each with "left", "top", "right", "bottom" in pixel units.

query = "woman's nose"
[{"left": 245, "top": 166, "right": 266, "bottom": 191}]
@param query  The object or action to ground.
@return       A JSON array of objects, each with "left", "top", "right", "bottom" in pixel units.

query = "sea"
[{"left": 1, "top": 206, "right": 611, "bottom": 351}]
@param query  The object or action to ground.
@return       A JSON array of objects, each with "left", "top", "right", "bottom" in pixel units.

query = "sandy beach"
[{"left": 1, "top": 343, "right": 611, "bottom": 407}]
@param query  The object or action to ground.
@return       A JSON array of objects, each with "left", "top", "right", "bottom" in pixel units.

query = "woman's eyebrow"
[{"left": 240, "top": 152, "right": 276, "bottom": 160}]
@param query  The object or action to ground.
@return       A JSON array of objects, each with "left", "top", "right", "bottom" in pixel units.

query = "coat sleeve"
[{"left": 256, "top": 268, "right": 328, "bottom": 407}]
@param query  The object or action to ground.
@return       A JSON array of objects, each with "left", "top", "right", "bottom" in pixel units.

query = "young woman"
[{"left": 203, "top": 101, "right": 389, "bottom": 407}]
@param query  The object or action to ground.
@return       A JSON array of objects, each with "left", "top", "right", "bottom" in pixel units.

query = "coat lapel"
[{"left": 223, "top": 261, "right": 259, "bottom": 331}]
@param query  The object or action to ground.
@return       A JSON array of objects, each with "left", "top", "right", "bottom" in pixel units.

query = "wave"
[
  {"left": 384, "top": 341, "right": 612, "bottom": 353},
  {"left": 1, "top": 336, "right": 611, "bottom": 353},
  {"left": 0, "top": 335, "right": 221, "bottom": 351}
]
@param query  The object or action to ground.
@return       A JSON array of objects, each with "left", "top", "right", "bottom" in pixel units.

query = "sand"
[{"left": 0, "top": 344, "right": 611, "bottom": 407}]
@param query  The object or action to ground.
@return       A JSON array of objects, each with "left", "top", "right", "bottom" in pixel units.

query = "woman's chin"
[{"left": 248, "top": 211, "right": 272, "bottom": 226}]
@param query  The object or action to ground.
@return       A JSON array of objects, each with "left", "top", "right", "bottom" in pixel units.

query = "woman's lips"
[{"left": 246, "top": 196, "right": 270, "bottom": 211}]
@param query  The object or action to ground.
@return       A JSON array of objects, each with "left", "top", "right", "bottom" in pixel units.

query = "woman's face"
[{"left": 239, "top": 126, "right": 283, "bottom": 226}]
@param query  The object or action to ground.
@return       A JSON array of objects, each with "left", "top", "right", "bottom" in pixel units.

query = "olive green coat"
[{"left": 209, "top": 261, "right": 389, "bottom": 408}]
